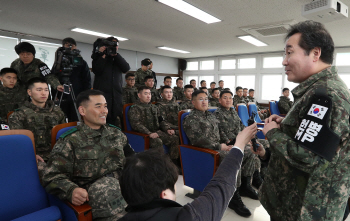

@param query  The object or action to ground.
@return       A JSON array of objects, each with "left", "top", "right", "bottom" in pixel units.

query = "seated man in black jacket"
[{"left": 119, "top": 123, "right": 258, "bottom": 221}]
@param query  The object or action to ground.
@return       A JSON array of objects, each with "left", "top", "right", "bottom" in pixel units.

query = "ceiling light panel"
[
  {"left": 238, "top": 35, "right": 268, "bottom": 47},
  {"left": 71, "top": 28, "right": 128, "bottom": 41},
  {"left": 157, "top": 46, "right": 190, "bottom": 53}
]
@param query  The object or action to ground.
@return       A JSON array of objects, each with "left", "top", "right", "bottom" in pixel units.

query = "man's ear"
[
  {"left": 78, "top": 106, "right": 85, "bottom": 116},
  {"left": 27, "top": 89, "right": 31, "bottom": 97},
  {"left": 138, "top": 92, "right": 141, "bottom": 99},
  {"left": 312, "top": 47, "right": 322, "bottom": 62}
]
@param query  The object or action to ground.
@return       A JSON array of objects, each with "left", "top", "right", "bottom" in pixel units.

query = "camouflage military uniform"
[
  {"left": 42, "top": 123, "right": 128, "bottom": 220},
  {"left": 150, "top": 88, "right": 160, "bottom": 102},
  {"left": 218, "top": 87, "right": 224, "bottom": 92},
  {"left": 156, "top": 99, "right": 180, "bottom": 135},
  {"left": 260, "top": 67, "right": 350, "bottom": 220},
  {"left": 128, "top": 100, "right": 179, "bottom": 159},
  {"left": 278, "top": 96, "right": 293, "bottom": 114},
  {"left": 10, "top": 58, "right": 60, "bottom": 90},
  {"left": 233, "top": 95, "right": 246, "bottom": 107},
  {"left": 173, "top": 86, "right": 184, "bottom": 100},
  {"left": 0, "top": 84, "right": 27, "bottom": 120},
  {"left": 122, "top": 85, "right": 138, "bottom": 105},
  {"left": 209, "top": 97, "right": 220, "bottom": 107},
  {"left": 9, "top": 100, "right": 65, "bottom": 161},
  {"left": 179, "top": 98, "right": 194, "bottom": 110},
  {"left": 243, "top": 96, "right": 250, "bottom": 104},
  {"left": 208, "top": 89, "right": 213, "bottom": 98},
  {"left": 247, "top": 96, "right": 269, "bottom": 119},
  {"left": 134, "top": 68, "right": 153, "bottom": 88}
]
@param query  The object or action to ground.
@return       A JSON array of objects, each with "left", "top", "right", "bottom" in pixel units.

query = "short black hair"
[
  {"left": 144, "top": 75, "right": 154, "bottom": 82},
  {"left": 164, "top": 76, "right": 172, "bottom": 81},
  {"left": 285, "top": 20, "right": 334, "bottom": 64},
  {"left": 27, "top": 77, "right": 47, "bottom": 90},
  {"left": 161, "top": 85, "right": 172, "bottom": 93},
  {"left": 184, "top": 84, "right": 194, "bottom": 91},
  {"left": 200, "top": 80, "right": 206, "bottom": 84},
  {"left": 76, "top": 89, "right": 104, "bottom": 107},
  {"left": 119, "top": 149, "right": 178, "bottom": 206},
  {"left": 106, "top": 36, "right": 119, "bottom": 42},
  {"left": 220, "top": 90, "right": 233, "bottom": 98},
  {"left": 236, "top": 86, "right": 243, "bottom": 92},
  {"left": 0, "top": 68, "right": 17, "bottom": 76},
  {"left": 210, "top": 82, "right": 216, "bottom": 85},
  {"left": 62, "top": 37, "right": 76, "bottom": 46},
  {"left": 243, "top": 88, "right": 248, "bottom": 91},
  {"left": 282, "top": 88, "right": 290, "bottom": 93},
  {"left": 212, "top": 88, "right": 219, "bottom": 94},
  {"left": 199, "top": 87, "right": 207, "bottom": 90},
  {"left": 190, "top": 79, "right": 196, "bottom": 84},
  {"left": 249, "top": 89, "right": 255, "bottom": 93},
  {"left": 176, "top": 77, "right": 183, "bottom": 83},
  {"left": 218, "top": 80, "right": 224, "bottom": 83},
  {"left": 192, "top": 90, "right": 207, "bottom": 100},
  {"left": 138, "top": 85, "right": 150, "bottom": 93},
  {"left": 125, "top": 73, "right": 135, "bottom": 79}
]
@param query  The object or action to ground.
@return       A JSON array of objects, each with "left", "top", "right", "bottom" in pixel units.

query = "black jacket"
[
  {"left": 92, "top": 53, "right": 130, "bottom": 123},
  {"left": 69, "top": 59, "right": 91, "bottom": 96}
]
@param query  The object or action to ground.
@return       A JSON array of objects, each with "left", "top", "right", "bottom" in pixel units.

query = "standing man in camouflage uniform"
[
  {"left": 43, "top": 89, "right": 134, "bottom": 220},
  {"left": 128, "top": 86, "right": 180, "bottom": 161},
  {"left": 156, "top": 85, "right": 181, "bottom": 135},
  {"left": 260, "top": 20, "right": 350, "bottom": 221},
  {"left": 190, "top": 79, "right": 198, "bottom": 91},
  {"left": 218, "top": 80, "right": 224, "bottom": 92},
  {"left": 9, "top": 78, "right": 66, "bottom": 177},
  {"left": 147, "top": 59, "right": 157, "bottom": 88},
  {"left": 209, "top": 88, "right": 220, "bottom": 107},
  {"left": 278, "top": 88, "right": 293, "bottom": 114},
  {"left": 122, "top": 73, "right": 138, "bottom": 105},
  {"left": 134, "top": 59, "right": 152, "bottom": 88},
  {"left": 179, "top": 85, "right": 194, "bottom": 110},
  {"left": 0, "top": 68, "right": 27, "bottom": 120},
  {"left": 144, "top": 75, "right": 160, "bottom": 102},
  {"left": 10, "top": 42, "right": 63, "bottom": 92},
  {"left": 233, "top": 86, "right": 246, "bottom": 107},
  {"left": 173, "top": 77, "right": 184, "bottom": 101}
]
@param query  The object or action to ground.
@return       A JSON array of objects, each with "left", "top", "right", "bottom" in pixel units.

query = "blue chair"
[
  {"left": 269, "top": 100, "right": 286, "bottom": 117},
  {"left": 236, "top": 103, "right": 250, "bottom": 127},
  {"left": 247, "top": 103, "right": 265, "bottom": 139},
  {"left": 178, "top": 110, "right": 220, "bottom": 198},
  {"left": 51, "top": 122, "right": 79, "bottom": 149}
]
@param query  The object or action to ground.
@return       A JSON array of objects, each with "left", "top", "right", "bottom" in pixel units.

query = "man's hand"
[
  {"left": 262, "top": 121, "right": 280, "bottom": 135},
  {"left": 57, "top": 85, "right": 64, "bottom": 92},
  {"left": 167, "top": 129, "right": 175, "bottom": 135},
  {"left": 99, "top": 46, "right": 106, "bottom": 58},
  {"left": 72, "top": 188, "right": 89, "bottom": 206},
  {"left": 36, "top": 155, "right": 44, "bottom": 163},
  {"left": 265, "top": 114, "right": 284, "bottom": 124},
  {"left": 149, "top": 133, "right": 159, "bottom": 139},
  {"left": 221, "top": 143, "right": 233, "bottom": 151},
  {"left": 250, "top": 141, "right": 266, "bottom": 157},
  {"left": 234, "top": 123, "right": 258, "bottom": 151}
]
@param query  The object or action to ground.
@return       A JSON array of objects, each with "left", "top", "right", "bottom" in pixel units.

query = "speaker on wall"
[{"left": 179, "top": 59, "right": 187, "bottom": 71}]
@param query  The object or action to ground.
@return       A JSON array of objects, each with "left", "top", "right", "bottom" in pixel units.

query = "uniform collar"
[
  {"left": 192, "top": 108, "right": 211, "bottom": 116},
  {"left": 24, "top": 100, "right": 54, "bottom": 112},
  {"left": 78, "top": 123, "right": 112, "bottom": 138}
]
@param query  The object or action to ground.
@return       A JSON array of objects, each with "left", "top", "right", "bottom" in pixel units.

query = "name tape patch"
[
  {"left": 307, "top": 104, "right": 328, "bottom": 120},
  {"left": 39, "top": 65, "right": 51, "bottom": 77},
  {"left": 295, "top": 119, "right": 323, "bottom": 143}
]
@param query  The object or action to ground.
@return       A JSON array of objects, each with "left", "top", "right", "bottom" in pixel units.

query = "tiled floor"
[{"left": 175, "top": 175, "right": 350, "bottom": 221}]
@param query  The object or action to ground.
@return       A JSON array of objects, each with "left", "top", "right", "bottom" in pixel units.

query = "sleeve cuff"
[{"left": 232, "top": 146, "right": 244, "bottom": 154}]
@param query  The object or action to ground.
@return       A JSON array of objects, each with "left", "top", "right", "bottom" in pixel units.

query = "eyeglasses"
[{"left": 196, "top": 98, "right": 209, "bottom": 102}]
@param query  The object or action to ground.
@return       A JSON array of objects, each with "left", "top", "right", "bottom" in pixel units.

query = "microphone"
[{"left": 38, "top": 63, "right": 51, "bottom": 77}]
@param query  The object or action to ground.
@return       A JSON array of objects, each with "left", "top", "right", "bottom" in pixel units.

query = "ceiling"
[{"left": 1, "top": 0, "right": 350, "bottom": 59}]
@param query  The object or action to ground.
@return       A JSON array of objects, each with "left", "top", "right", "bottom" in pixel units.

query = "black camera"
[
  {"left": 52, "top": 46, "right": 83, "bottom": 84},
  {"left": 94, "top": 38, "right": 119, "bottom": 56}
]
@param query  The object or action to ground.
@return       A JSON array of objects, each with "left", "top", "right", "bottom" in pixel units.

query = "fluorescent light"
[
  {"left": 21, "top": 39, "right": 61, "bottom": 47},
  {"left": 238, "top": 35, "right": 267, "bottom": 47},
  {"left": 157, "top": 0, "right": 221, "bottom": 24},
  {"left": 157, "top": 46, "right": 190, "bottom": 54},
  {"left": 71, "top": 28, "right": 128, "bottom": 41}
]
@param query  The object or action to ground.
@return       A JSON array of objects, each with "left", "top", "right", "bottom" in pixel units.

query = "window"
[
  {"left": 219, "top": 76, "right": 235, "bottom": 91},
  {"left": 200, "top": 60, "right": 214, "bottom": 70},
  {"left": 220, "top": 59, "right": 236, "bottom": 69},
  {"left": 339, "top": 74, "right": 350, "bottom": 89},
  {"left": 199, "top": 76, "right": 214, "bottom": 88},
  {"left": 263, "top": 56, "right": 283, "bottom": 68},
  {"left": 284, "top": 75, "right": 299, "bottom": 101},
  {"left": 236, "top": 75, "right": 255, "bottom": 90},
  {"left": 0, "top": 35, "right": 18, "bottom": 70},
  {"left": 336, "top": 53, "right": 350, "bottom": 66},
  {"left": 238, "top": 58, "right": 256, "bottom": 69},
  {"left": 261, "top": 75, "right": 282, "bottom": 101},
  {"left": 187, "top": 61, "right": 198, "bottom": 70},
  {"left": 186, "top": 76, "right": 198, "bottom": 87},
  {"left": 21, "top": 39, "right": 60, "bottom": 69}
]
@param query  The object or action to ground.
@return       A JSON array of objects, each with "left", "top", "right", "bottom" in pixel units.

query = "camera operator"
[
  {"left": 92, "top": 37, "right": 130, "bottom": 126},
  {"left": 56, "top": 37, "right": 91, "bottom": 122}
]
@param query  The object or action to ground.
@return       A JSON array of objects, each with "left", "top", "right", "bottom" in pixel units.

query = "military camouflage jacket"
[
  {"left": 233, "top": 95, "right": 246, "bottom": 107},
  {"left": 42, "top": 123, "right": 127, "bottom": 201},
  {"left": 0, "top": 84, "right": 27, "bottom": 120},
  {"left": 10, "top": 58, "right": 60, "bottom": 90},
  {"left": 260, "top": 67, "right": 350, "bottom": 220},
  {"left": 242, "top": 96, "right": 250, "bottom": 104},
  {"left": 209, "top": 97, "right": 220, "bottom": 107},
  {"left": 183, "top": 109, "right": 221, "bottom": 150},
  {"left": 173, "top": 86, "right": 184, "bottom": 100},
  {"left": 9, "top": 100, "right": 65, "bottom": 160},
  {"left": 218, "top": 87, "right": 224, "bottom": 92},
  {"left": 214, "top": 105, "right": 244, "bottom": 143},
  {"left": 208, "top": 89, "right": 213, "bottom": 98},
  {"left": 134, "top": 68, "right": 152, "bottom": 88},
  {"left": 122, "top": 85, "right": 138, "bottom": 105},
  {"left": 128, "top": 100, "right": 170, "bottom": 134},
  {"left": 156, "top": 99, "right": 180, "bottom": 130},
  {"left": 278, "top": 96, "right": 293, "bottom": 114},
  {"left": 150, "top": 88, "right": 161, "bottom": 102},
  {"left": 179, "top": 97, "right": 194, "bottom": 110}
]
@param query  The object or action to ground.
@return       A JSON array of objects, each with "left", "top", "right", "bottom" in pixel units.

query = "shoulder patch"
[
  {"left": 60, "top": 127, "right": 78, "bottom": 139},
  {"left": 108, "top": 123, "right": 122, "bottom": 131}
]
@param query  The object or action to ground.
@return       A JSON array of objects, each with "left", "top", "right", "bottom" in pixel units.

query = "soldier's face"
[
  {"left": 0, "top": 72, "right": 17, "bottom": 88},
  {"left": 201, "top": 81, "right": 206, "bottom": 87},
  {"left": 283, "top": 90, "right": 290, "bottom": 97},
  {"left": 126, "top": 77, "right": 135, "bottom": 87},
  {"left": 141, "top": 65, "right": 148, "bottom": 71},
  {"left": 184, "top": 88, "right": 193, "bottom": 99},
  {"left": 176, "top": 80, "right": 183, "bottom": 88},
  {"left": 145, "top": 79, "right": 154, "bottom": 88},
  {"left": 149, "top": 63, "right": 153, "bottom": 70},
  {"left": 162, "top": 88, "right": 173, "bottom": 101},
  {"left": 138, "top": 89, "right": 151, "bottom": 103},
  {"left": 190, "top": 81, "right": 196, "bottom": 88},
  {"left": 164, "top": 79, "right": 172, "bottom": 86},
  {"left": 283, "top": 33, "right": 316, "bottom": 83},
  {"left": 19, "top": 51, "right": 34, "bottom": 65},
  {"left": 28, "top": 82, "right": 49, "bottom": 105},
  {"left": 243, "top": 90, "right": 248, "bottom": 97},
  {"left": 210, "top": 84, "right": 215, "bottom": 89},
  {"left": 79, "top": 95, "right": 108, "bottom": 129},
  {"left": 249, "top": 91, "right": 254, "bottom": 97},
  {"left": 236, "top": 89, "right": 243, "bottom": 97},
  {"left": 219, "top": 82, "right": 224, "bottom": 88},
  {"left": 213, "top": 90, "right": 220, "bottom": 99},
  {"left": 219, "top": 93, "right": 233, "bottom": 109},
  {"left": 192, "top": 93, "right": 208, "bottom": 111}
]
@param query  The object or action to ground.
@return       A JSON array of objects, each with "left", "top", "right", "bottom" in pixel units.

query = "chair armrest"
[
  {"left": 179, "top": 144, "right": 220, "bottom": 155},
  {"left": 257, "top": 123, "right": 265, "bottom": 126},
  {"left": 65, "top": 201, "right": 92, "bottom": 221},
  {"left": 123, "top": 130, "right": 150, "bottom": 138},
  {"left": 123, "top": 131, "right": 150, "bottom": 151}
]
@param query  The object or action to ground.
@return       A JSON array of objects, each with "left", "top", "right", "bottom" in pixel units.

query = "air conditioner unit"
[
  {"left": 302, "top": 0, "right": 348, "bottom": 23},
  {"left": 240, "top": 20, "right": 297, "bottom": 37}
]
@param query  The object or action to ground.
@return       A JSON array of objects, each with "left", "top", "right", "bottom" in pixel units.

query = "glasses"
[
  {"left": 127, "top": 78, "right": 135, "bottom": 81},
  {"left": 196, "top": 98, "right": 209, "bottom": 102}
]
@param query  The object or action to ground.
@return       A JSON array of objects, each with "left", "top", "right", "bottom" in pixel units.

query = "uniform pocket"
[{"left": 74, "top": 147, "right": 99, "bottom": 178}]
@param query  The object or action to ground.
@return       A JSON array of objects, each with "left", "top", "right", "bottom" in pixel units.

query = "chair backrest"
[
  {"left": 248, "top": 103, "right": 263, "bottom": 123},
  {"left": 0, "top": 131, "right": 50, "bottom": 220},
  {"left": 178, "top": 110, "right": 191, "bottom": 145},
  {"left": 51, "top": 122, "right": 78, "bottom": 148},
  {"left": 269, "top": 100, "right": 281, "bottom": 115},
  {"left": 237, "top": 104, "right": 250, "bottom": 127},
  {"left": 208, "top": 108, "right": 216, "bottom": 113},
  {"left": 123, "top": 103, "right": 133, "bottom": 131},
  {"left": 56, "top": 126, "right": 76, "bottom": 140}
]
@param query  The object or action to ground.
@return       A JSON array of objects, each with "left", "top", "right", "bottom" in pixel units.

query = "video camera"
[{"left": 94, "top": 38, "right": 119, "bottom": 56}]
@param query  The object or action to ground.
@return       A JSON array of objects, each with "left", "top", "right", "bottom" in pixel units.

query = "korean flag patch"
[{"left": 307, "top": 104, "right": 328, "bottom": 120}]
